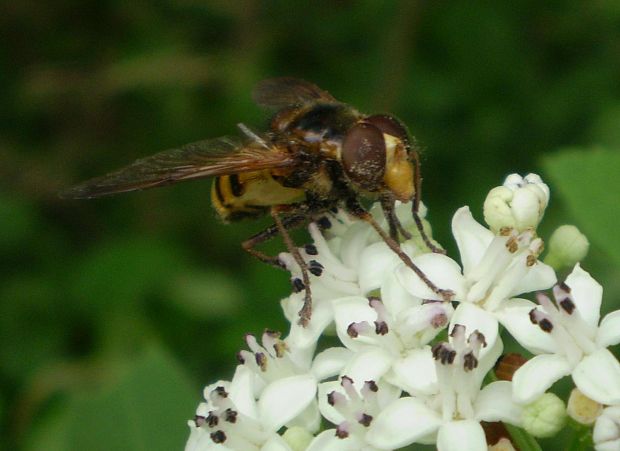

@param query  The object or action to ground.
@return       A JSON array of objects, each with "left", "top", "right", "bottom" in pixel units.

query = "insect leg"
[
  {"left": 270, "top": 206, "right": 313, "bottom": 327},
  {"left": 346, "top": 198, "right": 454, "bottom": 301},
  {"left": 380, "top": 195, "right": 412, "bottom": 241},
  {"left": 241, "top": 214, "right": 307, "bottom": 268},
  {"left": 410, "top": 148, "right": 445, "bottom": 254}
]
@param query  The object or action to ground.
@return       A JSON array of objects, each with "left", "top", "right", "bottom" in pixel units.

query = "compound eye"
[
  {"left": 342, "top": 123, "right": 386, "bottom": 191},
  {"left": 365, "top": 114, "right": 411, "bottom": 149}
]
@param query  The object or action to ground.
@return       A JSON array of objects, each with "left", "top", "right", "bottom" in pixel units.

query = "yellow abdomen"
[{"left": 211, "top": 170, "right": 305, "bottom": 222}]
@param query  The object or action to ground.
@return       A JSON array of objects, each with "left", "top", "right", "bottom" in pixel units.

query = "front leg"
[{"left": 346, "top": 197, "right": 453, "bottom": 302}]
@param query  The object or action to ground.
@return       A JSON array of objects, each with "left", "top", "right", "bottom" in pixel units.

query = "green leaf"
[
  {"left": 27, "top": 347, "right": 197, "bottom": 451},
  {"left": 542, "top": 148, "right": 620, "bottom": 267}
]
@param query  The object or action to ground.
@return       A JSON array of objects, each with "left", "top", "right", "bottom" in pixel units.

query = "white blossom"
[
  {"left": 508, "top": 264, "right": 620, "bottom": 405},
  {"left": 185, "top": 172, "right": 619, "bottom": 451}
]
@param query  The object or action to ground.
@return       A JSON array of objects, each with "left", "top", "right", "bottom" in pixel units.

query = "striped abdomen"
[{"left": 211, "top": 170, "right": 305, "bottom": 222}]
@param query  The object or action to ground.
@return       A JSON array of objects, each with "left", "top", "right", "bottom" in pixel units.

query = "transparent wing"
[
  {"left": 61, "top": 137, "right": 296, "bottom": 199},
  {"left": 252, "top": 77, "right": 338, "bottom": 109}
]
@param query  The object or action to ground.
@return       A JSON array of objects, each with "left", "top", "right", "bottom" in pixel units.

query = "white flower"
[
  {"left": 185, "top": 365, "right": 312, "bottom": 451},
  {"left": 332, "top": 295, "right": 453, "bottom": 396},
  {"left": 361, "top": 325, "right": 522, "bottom": 450},
  {"left": 509, "top": 264, "right": 620, "bottom": 405},
  {"left": 594, "top": 405, "right": 620, "bottom": 451},
  {"left": 281, "top": 203, "right": 429, "bottom": 349},
  {"left": 483, "top": 173, "right": 549, "bottom": 233},
  {"left": 397, "top": 203, "right": 556, "bottom": 351}
]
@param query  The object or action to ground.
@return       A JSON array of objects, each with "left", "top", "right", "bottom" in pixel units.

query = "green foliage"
[
  {"left": 543, "top": 148, "right": 620, "bottom": 267},
  {"left": 25, "top": 347, "right": 196, "bottom": 451},
  {"left": 1, "top": 1, "right": 620, "bottom": 449}
]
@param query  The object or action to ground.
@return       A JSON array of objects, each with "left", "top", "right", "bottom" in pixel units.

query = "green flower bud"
[
  {"left": 545, "top": 225, "right": 589, "bottom": 270},
  {"left": 522, "top": 393, "right": 567, "bottom": 438},
  {"left": 282, "top": 426, "right": 313, "bottom": 451}
]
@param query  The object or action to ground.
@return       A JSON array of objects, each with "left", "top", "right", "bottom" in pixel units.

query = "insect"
[{"left": 62, "top": 78, "right": 451, "bottom": 325}]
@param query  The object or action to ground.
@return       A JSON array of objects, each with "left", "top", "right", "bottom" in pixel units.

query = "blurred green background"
[{"left": 2, "top": 1, "right": 620, "bottom": 449}]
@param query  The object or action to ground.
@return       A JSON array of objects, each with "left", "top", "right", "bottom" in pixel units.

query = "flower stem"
[{"left": 503, "top": 424, "right": 543, "bottom": 451}]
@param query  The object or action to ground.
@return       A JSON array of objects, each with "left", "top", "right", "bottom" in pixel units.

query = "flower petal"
[
  {"left": 358, "top": 241, "right": 403, "bottom": 295},
  {"left": 258, "top": 375, "right": 317, "bottom": 431},
  {"left": 573, "top": 348, "right": 620, "bottom": 405},
  {"left": 311, "top": 347, "right": 353, "bottom": 381},
  {"left": 450, "top": 303, "right": 499, "bottom": 359},
  {"left": 475, "top": 381, "right": 522, "bottom": 426},
  {"left": 285, "top": 294, "right": 334, "bottom": 349},
  {"left": 261, "top": 435, "right": 293, "bottom": 451},
  {"left": 452, "top": 206, "right": 494, "bottom": 275},
  {"left": 341, "top": 348, "right": 393, "bottom": 386},
  {"left": 230, "top": 365, "right": 259, "bottom": 419},
  {"left": 339, "top": 222, "right": 375, "bottom": 270},
  {"left": 366, "top": 397, "right": 442, "bottom": 449},
  {"left": 436, "top": 420, "right": 487, "bottom": 451},
  {"left": 333, "top": 296, "right": 378, "bottom": 351},
  {"left": 381, "top": 271, "right": 421, "bottom": 317},
  {"left": 390, "top": 347, "right": 438, "bottom": 396},
  {"left": 565, "top": 264, "right": 602, "bottom": 328},
  {"left": 512, "top": 354, "right": 572, "bottom": 404},
  {"left": 396, "top": 253, "right": 467, "bottom": 301},
  {"left": 598, "top": 310, "right": 620, "bottom": 348},
  {"left": 496, "top": 299, "right": 557, "bottom": 354},
  {"left": 507, "top": 261, "right": 557, "bottom": 298},
  {"left": 305, "top": 430, "right": 369, "bottom": 451},
  {"left": 593, "top": 406, "right": 620, "bottom": 451}
]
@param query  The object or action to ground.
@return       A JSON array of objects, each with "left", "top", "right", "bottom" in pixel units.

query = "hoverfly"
[{"left": 63, "top": 78, "right": 451, "bottom": 325}]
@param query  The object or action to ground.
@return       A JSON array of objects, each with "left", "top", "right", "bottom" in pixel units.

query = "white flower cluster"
[{"left": 186, "top": 174, "right": 620, "bottom": 451}]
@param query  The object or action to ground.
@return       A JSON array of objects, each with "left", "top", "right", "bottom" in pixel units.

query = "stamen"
[
  {"left": 291, "top": 278, "right": 305, "bottom": 292},
  {"left": 210, "top": 430, "right": 226, "bottom": 443},
  {"left": 304, "top": 244, "right": 318, "bottom": 255}
]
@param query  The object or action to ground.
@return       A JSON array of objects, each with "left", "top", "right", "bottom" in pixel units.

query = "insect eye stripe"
[{"left": 229, "top": 174, "right": 245, "bottom": 197}]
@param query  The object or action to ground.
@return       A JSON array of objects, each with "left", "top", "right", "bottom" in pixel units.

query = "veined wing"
[
  {"left": 252, "top": 77, "right": 338, "bottom": 109},
  {"left": 61, "top": 137, "right": 296, "bottom": 199}
]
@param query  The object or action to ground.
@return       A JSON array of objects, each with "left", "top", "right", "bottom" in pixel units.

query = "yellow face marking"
[{"left": 383, "top": 134, "right": 414, "bottom": 202}]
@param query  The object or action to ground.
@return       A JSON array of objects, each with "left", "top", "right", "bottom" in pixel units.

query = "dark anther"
[
  {"left": 558, "top": 281, "right": 571, "bottom": 293},
  {"left": 255, "top": 352, "right": 267, "bottom": 371},
  {"left": 292, "top": 278, "right": 305, "bottom": 292},
  {"left": 304, "top": 244, "right": 318, "bottom": 255},
  {"left": 224, "top": 408, "right": 238, "bottom": 423},
  {"left": 341, "top": 375, "right": 354, "bottom": 386},
  {"left": 335, "top": 427, "right": 349, "bottom": 439},
  {"left": 317, "top": 217, "right": 332, "bottom": 230},
  {"left": 559, "top": 298, "right": 575, "bottom": 315},
  {"left": 365, "top": 380, "right": 379, "bottom": 392},
  {"left": 236, "top": 351, "right": 245, "bottom": 364},
  {"left": 206, "top": 412, "right": 219, "bottom": 427},
  {"left": 327, "top": 392, "right": 336, "bottom": 406},
  {"left": 347, "top": 323, "right": 359, "bottom": 338},
  {"left": 358, "top": 413, "right": 373, "bottom": 427},
  {"left": 528, "top": 309, "right": 538, "bottom": 324},
  {"left": 539, "top": 318, "right": 554, "bottom": 332},
  {"left": 463, "top": 352, "right": 479, "bottom": 371},
  {"left": 374, "top": 321, "right": 389, "bottom": 335},
  {"left": 367, "top": 296, "right": 381, "bottom": 305},
  {"left": 194, "top": 415, "right": 206, "bottom": 427},
  {"left": 214, "top": 386, "right": 228, "bottom": 398},
  {"left": 210, "top": 430, "right": 227, "bottom": 444},
  {"left": 309, "top": 260, "right": 324, "bottom": 276},
  {"left": 264, "top": 329, "right": 280, "bottom": 338}
]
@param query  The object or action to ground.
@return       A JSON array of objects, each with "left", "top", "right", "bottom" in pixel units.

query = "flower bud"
[
  {"left": 522, "top": 393, "right": 566, "bottom": 438},
  {"left": 594, "top": 406, "right": 620, "bottom": 450},
  {"left": 483, "top": 173, "right": 550, "bottom": 233},
  {"left": 567, "top": 388, "right": 602, "bottom": 426},
  {"left": 545, "top": 225, "right": 589, "bottom": 270},
  {"left": 282, "top": 426, "right": 314, "bottom": 451},
  {"left": 488, "top": 437, "right": 517, "bottom": 451}
]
